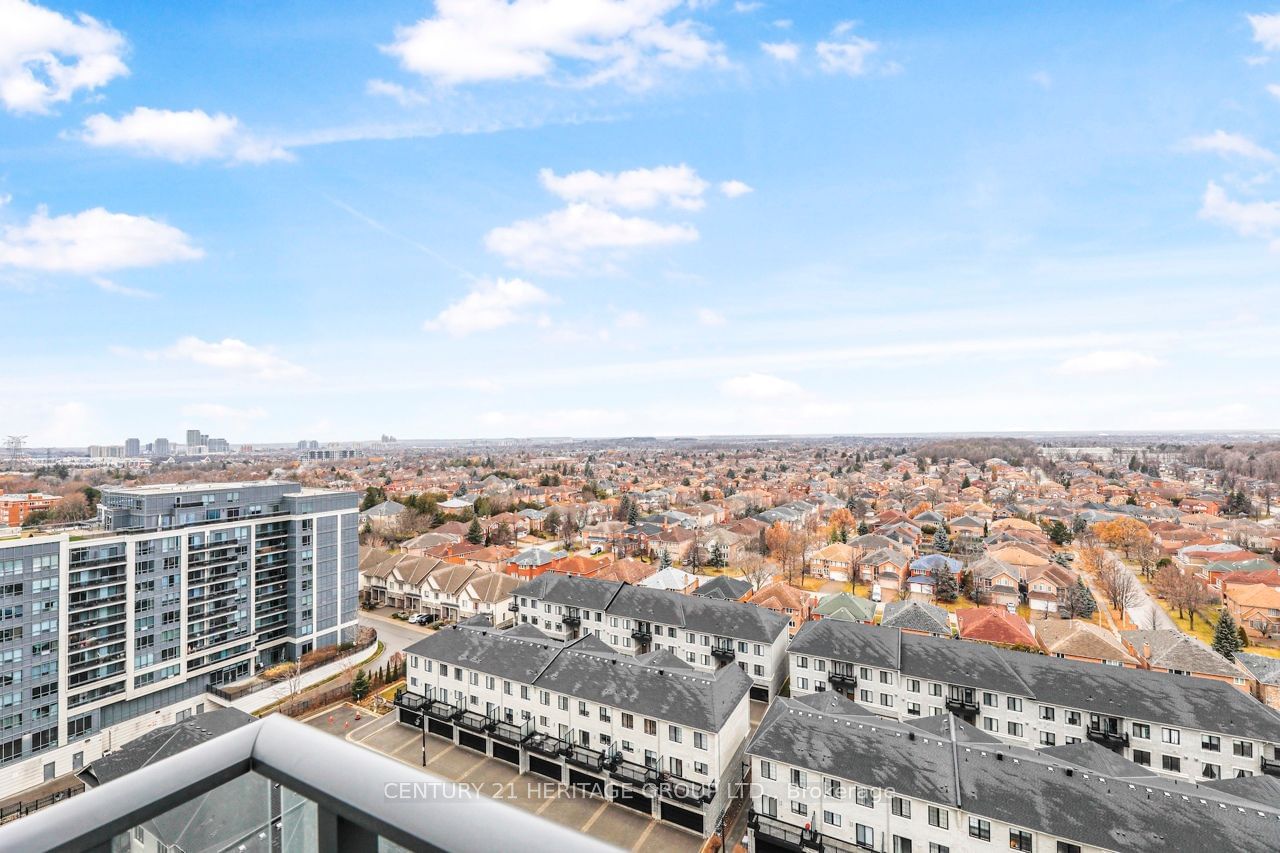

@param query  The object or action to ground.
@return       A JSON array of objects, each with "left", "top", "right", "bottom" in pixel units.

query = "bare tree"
[
  {"left": 1098, "top": 559, "right": 1141, "bottom": 615},
  {"left": 737, "top": 553, "right": 774, "bottom": 591}
]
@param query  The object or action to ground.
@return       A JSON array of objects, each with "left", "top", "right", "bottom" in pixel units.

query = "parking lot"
[{"left": 304, "top": 705, "right": 704, "bottom": 853}]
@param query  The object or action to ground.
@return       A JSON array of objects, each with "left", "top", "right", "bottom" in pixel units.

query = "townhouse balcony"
[
  {"left": 748, "top": 811, "right": 823, "bottom": 852},
  {"left": 0, "top": 714, "right": 610, "bottom": 853},
  {"left": 661, "top": 773, "right": 716, "bottom": 805},
  {"left": 424, "top": 699, "right": 461, "bottom": 722},
  {"left": 491, "top": 718, "right": 533, "bottom": 745},
  {"left": 631, "top": 627, "right": 652, "bottom": 643},
  {"left": 562, "top": 610, "right": 581, "bottom": 628},
  {"left": 1261, "top": 757, "right": 1280, "bottom": 778},
  {"left": 456, "top": 710, "right": 497, "bottom": 734},
  {"left": 1085, "top": 727, "right": 1130, "bottom": 750},
  {"left": 944, "top": 695, "right": 980, "bottom": 715},
  {"left": 711, "top": 643, "right": 736, "bottom": 663},
  {"left": 507, "top": 601, "right": 519, "bottom": 612},
  {"left": 525, "top": 732, "right": 573, "bottom": 759},
  {"left": 393, "top": 689, "right": 426, "bottom": 713},
  {"left": 565, "top": 744, "right": 610, "bottom": 771},
  {"left": 609, "top": 758, "right": 662, "bottom": 788},
  {"left": 828, "top": 669, "right": 858, "bottom": 690}
]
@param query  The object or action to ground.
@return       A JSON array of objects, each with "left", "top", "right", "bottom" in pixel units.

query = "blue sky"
[{"left": 3, "top": 0, "right": 1280, "bottom": 445}]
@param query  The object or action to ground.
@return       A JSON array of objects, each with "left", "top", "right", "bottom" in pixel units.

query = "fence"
[
  {"left": 269, "top": 651, "right": 405, "bottom": 719},
  {"left": 0, "top": 785, "right": 83, "bottom": 826}
]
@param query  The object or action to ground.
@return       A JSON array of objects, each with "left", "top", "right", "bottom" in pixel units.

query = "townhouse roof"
[
  {"left": 956, "top": 607, "right": 1037, "bottom": 647},
  {"left": 1120, "top": 629, "right": 1244, "bottom": 679},
  {"left": 512, "top": 572, "right": 790, "bottom": 643},
  {"left": 881, "top": 600, "right": 951, "bottom": 635},
  {"left": 747, "top": 700, "right": 1280, "bottom": 853},
  {"left": 1035, "top": 619, "right": 1137, "bottom": 665},
  {"left": 691, "top": 575, "right": 751, "bottom": 600},
  {"left": 788, "top": 619, "right": 1280, "bottom": 740},
  {"left": 813, "top": 592, "right": 876, "bottom": 623},
  {"left": 1237, "top": 652, "right": 1280, "bottom": 686},
  {"left": 405, "top": 624, "right": 750, "bottom": 731}
]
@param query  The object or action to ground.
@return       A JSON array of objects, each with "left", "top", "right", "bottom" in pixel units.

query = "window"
[
  {"left": 1234, "top": 741, "right": 1254, "bottom": 758},
  {"left": 856, "top": 824, "right": 875, "bottom": 849},
  {"left": 1132, "top": 749, "right": 1151, "bottom": 767},
  {"left": 824, "top": 810, "right": 841, "bottom": 827},
  {"left": 790, "top": 768, "right": 807, "bottom": 788},
  {"left": 907, "top": 678, "right": 920, "bottom": 692},
  {"left": 969, "top": 817, "right": 991, "bottom": 841},
  {"left": 893, "top": 837, "right": 912, "bottom": 853},
  {"left": 1162, "top": 755, "right": 1181, "bottom": 773},
  {"left": 930, "top": 846, "right": 951, "bottom": 853},
  {"left": 1039, "top": 732, "right": 1056, "bottom": 747},
  {"left": 891, "top": 796, "right": 910, "bottom": 818},
  {"left": 790, "top": 801, "right": 808, "bottom": 816},
  {"left": 694, "top": 731, "right": 707, "bottom": 750},
  {"left": 668, "top": 725, "right": 682, "bottom": 743},
  {"left": 928, "top": 806, "right": 949, "bottom": 829},
  {"left": 1007, "top": 722, "right": 1024, "bottom": 738},
  {"left": 1203, "top": 763, "right": 1220, "bottom": 780},
  {"left": 1065, "top": 710, "right": 1080, "bottom": 726},
  {"left": 1009, "top": 829, "right": 1032, "bottom": 852},
  {"left": 1057, "top": 845, "right": 1082, "bottom": 853},
  {"left": 760, "top": 760, "right": 775, "bottom": 781},
  {"left": 825, "top": 777, "right": 842, "bottom": 798},
  {"left": 855, "top": 787, "right": 874, "bottom": 808},
  {"left": 644, "top": 719, "right": 657, "bottom": 736},
  {"left": 907, "top": 702, "right": 921, "bottom": 717},
  {"left": 1039, "top": 706, "right": 1054, "bottom": 721},
  {"left": 1201, "top": 734, "right": 1220, "bottom": 752},
  {"left": 622, "top": 713, "right": 634, "bottom": 729},
  {"left": 761, "top": 795, "right": 778, "bottom": 818},
  {"left": 983, "top": 692, "right": 997, "bottom": 707},
  {"left": 1132, "top": 722, "right": 1150, "bottom": 739},
  {"left": 1161, "top": 727, "right": 1180, "bottom": 745},
  {"left": 984, "top": 717, "right": 999, "bottom": 732},
  {"left": 1006, "top": 696, "right": 1022, "bottom": 712}
]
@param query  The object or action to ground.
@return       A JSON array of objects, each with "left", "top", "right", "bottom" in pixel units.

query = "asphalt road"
[{"left": 359, "top": 610, "right": 433, "bottom": 657}]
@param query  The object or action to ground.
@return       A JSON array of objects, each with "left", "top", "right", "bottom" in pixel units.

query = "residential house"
[
  {"left": 880, "top": 600, "right": 951, "bottom": 636},
  {"left": 1120, "top": 629, "right": 1250, "bottom": 691},
  {"left": 745, "top": 582, "right": 813, "bottom": 633},
  {"left": 812, "top": 592, "right": 876, "bottom": 624},
  {"left": 956, "top": 607, "right": 1036, "bottom": 649},
  {"left": 1035, "top": 619, "right": 1138, "bottom": 667}
]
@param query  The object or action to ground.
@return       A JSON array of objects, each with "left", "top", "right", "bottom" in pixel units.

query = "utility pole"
[{"left": 4, "top": 435, "right": 27, "bottom": 463}]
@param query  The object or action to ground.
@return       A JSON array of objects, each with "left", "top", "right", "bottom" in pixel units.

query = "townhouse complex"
[
  {"left": 747, "top": 691, "right": 1280, "bottom": 853},
  {"left": 511, "top": 572, "right": 792, "bottom": 701},
  {"left": 0, "top": 481, "right": 359, "bottom": 799},
  {"left": 788, "top": 618, "right": 1280, "bottom": 782},
  {"left": 400, "top": 621, "right": 752, "bottom": 834}
]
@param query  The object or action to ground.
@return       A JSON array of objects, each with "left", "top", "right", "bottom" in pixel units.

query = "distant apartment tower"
[
  {"left": 0, "top": 480, "right": 360, "bottom": 799},
  {"left": 88, "top": 445, "right": 124, "bottom": 459},
  {"left": 124, "top": 438, "right": 141, "bottom": 458},
  {"left": 206, "top": 438, "right": 230, "bottom": 453},
  {"left": 153, "top": 438, "right": 171, "bottom": 456},
  {"left": 185, "top": 429, "right": 208, "bottom": 449}
]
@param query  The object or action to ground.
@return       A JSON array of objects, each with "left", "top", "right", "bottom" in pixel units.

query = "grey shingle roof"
[
  {"left": 881, "top": 600, "right": 951, "bottom": 635},
  {"left": 790, "top": 619, "right": 1280, "bottom": 740},
  {"left": 406, "top": 624, "right": 750, "bottom": 731},
  {"left": 748, "top": 699, "right": 1280, "bottom": 853}
]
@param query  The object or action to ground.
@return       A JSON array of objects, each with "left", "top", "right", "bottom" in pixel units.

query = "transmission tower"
[{"left": 4, "top": 435, "right": 27, "bottom": 462}]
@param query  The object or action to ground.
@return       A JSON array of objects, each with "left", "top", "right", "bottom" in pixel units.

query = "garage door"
[
  {"left": 568, "top": 768, "right": 605, "bottom": 797},
  {"left": 753, "top": 835, "right": 801, "bottom": 853},
  {"left": 528, "top": 755, "right": 563, "bottom": 782},
  {"left": 458, "top": 730, "right": 486, "bottom": 753},
  {"left": 397, "top": 708, "right": 423, "bottom": 728},
  {"left": 659, "top": 801, "right": 704, "bottom": 834},
  {"left": 492, "top": 742, "right": 520, "bottom": 766},
  {"left": 610, "top": 786, "right": 652, "bottom": 816},
  {"left": 750, "top": 685, "right": 770, "bottom": 703},
  {"left": 427, "top": 719, "right": 454, "bottom": 740}
]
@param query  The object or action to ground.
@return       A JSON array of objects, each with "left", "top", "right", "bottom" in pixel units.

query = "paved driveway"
[{"left": 305, "top": 707, "right": 703, "bottom": 853}]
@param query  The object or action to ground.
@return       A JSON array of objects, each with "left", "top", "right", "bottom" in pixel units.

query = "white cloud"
[
  {"left": 718, "top": 179, "right": 753, "bottom": 198},
  {"left": 366, "top": 78, "right": 428, "bottom": 106},
  {"left": 696, "top": 307, "right": 726, "bottom": 326},
  {"left": 180, "top": 402, "right": 267, "bottom": 420},
  {"left": 732, "top": 1, "right": 762, "bottom": 12},
  {"left": 817, "top": 23, "right": 880, "bottom": 76},
  {"left": 1030, "top": 70, "right": 1052, "bottom": 89},
  {"left": 486, "top": 203, "right": 697, "bottom": 272},
  {"left": 0, "top": 0, "right": 128, "bottom": 114},
  {"left": 79, "top": 107, "right": 290, "bottom": 164},
  {"left": 1057, "top": 350, "right": 1163, "bottom": 375},
  {"left": 1185, "top": 130, "right": 1275, "bottom": 162},
  {"left": 0, "top": 206, "right": 202, "bottom": 274},
  {"left": 539, "top": 164, "right": 708, "bottom": 210},
  {"left": 772, "top": 19, "right": 792, "bottom": 29},
  {"left": 720, "top": 372, "right": 803, "bottom": 399},
  {"left": 381, "top": 0, "right": 726, "bottom": 90},
  {"left": 615, "top": 309, "right": 647, "bottom": 329},
  {"left": 425, "top": 277, "right": 552, "bottom": 336},
  {"left": 1199, "top": 180, "right": 1280, "bottom": 243},
  {"left": 1249, "top": 13, "right": 1280, "bottom": 50},
  {"left": 0, "top": 193, "right": 11, "bottom": 206},
  {"left": 42, "top": 401, "right": 91, "bottom": 445},
  {"left": 760, "top": 41, "right": 799, "bottom": 62},
  {"left": 162, "top": 337, "right": 306, "bottom": 380},
  {"left": 91, "top": 276, "right": 153, "bottom": 299},
  {"left": 1268, "top": 83, "right": 1280, "bottom": 99}
]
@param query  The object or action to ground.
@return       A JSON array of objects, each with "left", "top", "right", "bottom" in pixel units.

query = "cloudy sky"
[{"left": 3, "top": 0, "right": 1280, "bottom": 445}]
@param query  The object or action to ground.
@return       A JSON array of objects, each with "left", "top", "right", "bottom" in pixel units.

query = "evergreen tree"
[
  {"left": 1069, "top": 578, "right": 1097, "bottom": 619},
  {"left": 627, "top": 501, "right": 640, "bottom": 526},
  {"left": 932, "top": 525, "right": 951, "bottom": 553},
  {"left": 466, "top": 517, "right": 484, "bottom": 544},
  {"left": 1212, "top": 608, "right": 1244, "bottom": 660},
  {"left": 845, "top": 494, "right": 856, "bottom": 512},
  {"left": 961, "top": 475, "right": 971, "bottom": 489},
  {"left": 933, "top": 564, "right": 959, "bottom": 603},
  {"left": 351, "top": 669, "right": 371, "bottom": 701},
  {"left": 709, "top": 542, "right": 726, "bottom": 568},
  {"left": 1048, "top": 520, "right": 1072, "bottom": 546},
  {"left": 659, "top": 547, "right": 672, "bottom": 569},
  {"left": 857, "top": 521, "right": 869, "bottom": 536}
]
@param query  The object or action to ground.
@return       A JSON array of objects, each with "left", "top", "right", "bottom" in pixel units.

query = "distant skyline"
[{"left": 4, "top": 1, "right": 1280, "bottom": 443}]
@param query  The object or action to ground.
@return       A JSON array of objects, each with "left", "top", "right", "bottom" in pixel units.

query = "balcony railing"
[
  {"left": 661, "top": 773, "right": 716, "bottom": 805},
  {"left": 711, "top": 644, "right": 735, "bottom": 663},
  {"left": 631, "top": 627, "right": 652, "bottom": 643},
  {"left": 610, "top": 757, "right": 662, "bottom": 788},
  {"left": 1085, "top": 727, "right": 1129, "bottom": 749},
  {"left": 456, "top": 710, "right": 497, "bottom": 734},
  {"left": 749, "top": 810, "right": 823, "bottom": 851},
  {"left": 0, "top": 714, "right": 611, "bottom": 853},
  {"left": 525, "top": 732, "right": 572, "bottom": 759},
  {"left": 945, "top": 695, "right": 979, "bottom": 715},
  {"left": 1261, "top": 757, "right": 1280, "bottom": 778},
  {"left": 828, "top": 669, "right": 858, "bottom": 689},
  {"left": 562, "top": 612, "right": 581, "bottom": 628}
]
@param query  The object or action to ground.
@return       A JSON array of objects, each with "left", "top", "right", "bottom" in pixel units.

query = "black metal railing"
[
  {"left": 1085, "top": 727, "right": 1129, "bottom": 749},
  {"left": 828, "top": 668, "right": 857, "bottom": 689}
]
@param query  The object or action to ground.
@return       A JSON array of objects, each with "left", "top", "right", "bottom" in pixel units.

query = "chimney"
[{"left": 1142, "top": 641, "right": 1151, "bottom": 661}]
